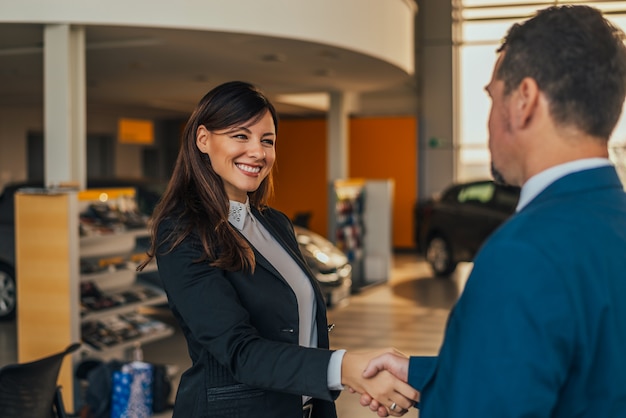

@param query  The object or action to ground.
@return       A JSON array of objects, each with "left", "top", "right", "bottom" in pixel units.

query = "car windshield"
[{"left": 457, "top": 182, "right": 494, "bottom": 204}]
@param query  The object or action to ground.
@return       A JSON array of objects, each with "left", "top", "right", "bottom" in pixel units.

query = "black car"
[
  {"left": 415, "top": 180, "right": 520, "bottom": 276},
  {"left": 0, "top": 179, "right": 351, "bottom": 320}
]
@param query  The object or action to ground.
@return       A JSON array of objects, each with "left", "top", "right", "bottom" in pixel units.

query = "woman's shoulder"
[
  {"left": 156, "top": 213, "right": 195, "bottom": 242},
  {"left": 157, "top": 215, "right": 181, "bottom": 234}
]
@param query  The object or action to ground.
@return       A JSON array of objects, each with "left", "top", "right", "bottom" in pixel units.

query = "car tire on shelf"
[
  {"left": 425, "top": 235, "right": 456, "bottom": 277},
  {"left": 0, "top": 262, "right": 16, "bottom": 321}
]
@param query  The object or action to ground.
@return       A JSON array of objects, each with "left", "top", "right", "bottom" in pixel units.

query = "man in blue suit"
[{"left": 359, "top": 5, "right": 626, "bottom": 417}]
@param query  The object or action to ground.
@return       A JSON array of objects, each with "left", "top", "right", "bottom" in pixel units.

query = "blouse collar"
[{"left": 228, "top": 198, "right": 253, "bottom": 230}]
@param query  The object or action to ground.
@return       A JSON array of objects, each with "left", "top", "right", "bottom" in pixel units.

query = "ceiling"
[{"left": 0, "top": 23, "right": 418, "bottom": 119}]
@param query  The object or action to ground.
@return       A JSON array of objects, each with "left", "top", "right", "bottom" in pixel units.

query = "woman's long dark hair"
[{"left": 139, "top": 81, "right": 278, "bottom": 273}]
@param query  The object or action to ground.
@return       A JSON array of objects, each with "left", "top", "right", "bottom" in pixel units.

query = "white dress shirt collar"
[{"left": 516, "top": 158, "right": 611, "bottom": 212}]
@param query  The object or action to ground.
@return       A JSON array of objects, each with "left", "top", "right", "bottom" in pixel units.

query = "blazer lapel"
[
  {"left": 251, "top": 207, "right": 312, "bottom": 278},
  {"left": 251, "top": 208, "right": 330, "bottom": 324}
]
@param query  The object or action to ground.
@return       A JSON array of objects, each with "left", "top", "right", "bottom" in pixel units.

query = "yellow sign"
[{"left": 118, "top": 118, "right": 154, "bottom": 145}]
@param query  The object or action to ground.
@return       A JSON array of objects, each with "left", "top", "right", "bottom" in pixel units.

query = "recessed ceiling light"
[
  {"left": 318, "top": 50, "right": 339, "bottom": 60},
  {"left": 194, "top": 74, "right": 210, "bottom": 83},
  {"left": 314, "top": 68, "right": 334, "bottom": 77},
  {"left": 260, "top": 53, "right": 287, "bottom": 63}
]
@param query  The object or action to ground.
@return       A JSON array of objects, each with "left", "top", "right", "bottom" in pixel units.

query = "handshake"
[{"left": 341, "top": 349, "right": 419, "bottom": 417}]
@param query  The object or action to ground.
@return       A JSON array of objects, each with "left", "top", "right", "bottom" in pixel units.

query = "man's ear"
[
  {"left": 513, "top": 77, "right": 540, "bottom": 129},
  {"left": 196, "top": 125, "right": 210, "bottom": 154}
]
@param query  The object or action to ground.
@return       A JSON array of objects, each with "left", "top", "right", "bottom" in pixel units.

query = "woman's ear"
[{"left": 196, "top": 125, "right": 210, "bottom": 154}]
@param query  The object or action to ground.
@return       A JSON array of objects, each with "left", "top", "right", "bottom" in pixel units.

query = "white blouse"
[
  {"left": 228, "top": 199, "right": 345, "bottom": 395},
  {"left": 228, "top": 199, "right": 318, "bottom": 348}
]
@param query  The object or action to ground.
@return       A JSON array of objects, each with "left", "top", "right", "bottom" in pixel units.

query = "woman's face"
[{"left": 196, "top": 110, "right": 276, "bottom": 202}]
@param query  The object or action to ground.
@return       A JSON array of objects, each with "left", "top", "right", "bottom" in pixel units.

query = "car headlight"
[
  {"left": 315, "top": 272, "right": 340, "bottom": 284},
  {"left": 338, "top": 264, "right": 352, "bottom": 278}
]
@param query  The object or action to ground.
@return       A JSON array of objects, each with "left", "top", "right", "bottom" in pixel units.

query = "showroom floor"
[{"left": 0, "top": 254, "right": 473, "bottom": 418}]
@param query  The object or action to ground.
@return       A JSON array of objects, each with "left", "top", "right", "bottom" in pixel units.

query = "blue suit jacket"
[{"left": 409, "top": 166, "right": 626, "bottom": 417}]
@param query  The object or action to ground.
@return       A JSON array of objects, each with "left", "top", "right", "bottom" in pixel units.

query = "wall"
[
  {"left": 350, "top": 116, "right": 416, "bottom": 249},
  {"left": 0, "top": 106, "right": 42, "bottom": 188},
  {"left": 0, "top": 105, "right": 170, "bottom": 191},
  {"left": 0, "top": 108, "right": 418, "bottom": 249},
  {"left": 272, "top": 116, "right": 417, "bottom": 249},
  {"left": 271, "top": 119, "right": 328, "bottom": 236}
]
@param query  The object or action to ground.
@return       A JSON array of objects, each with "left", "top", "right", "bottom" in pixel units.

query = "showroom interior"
[{"left": 1, "top": 1, "right": 626, "bottom": 416}]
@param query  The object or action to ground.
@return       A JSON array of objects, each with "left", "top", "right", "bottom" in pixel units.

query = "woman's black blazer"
[{"left": 156, "top": 206, "right": 339, "bottom": 418}]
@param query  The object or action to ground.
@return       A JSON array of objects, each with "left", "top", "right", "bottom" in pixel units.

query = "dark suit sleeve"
[
  {"left": 415, "top": 238, "right": 575, "bottom": 417},
  {"left": 407, "top": 356, "right": 437, "bottom": 390},
  {"left": 155, "top": 219, "right": 336, "bottom": 400}
]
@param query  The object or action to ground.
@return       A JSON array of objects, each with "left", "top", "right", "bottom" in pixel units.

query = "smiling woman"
[
  {"left": 195, "top": 110, "right": 276, "bottom": 203},
  {"left": 136, "top": 81, "right": 418, "bottom": 417}
]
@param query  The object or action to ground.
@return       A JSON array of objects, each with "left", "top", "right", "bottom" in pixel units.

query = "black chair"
[{"left": 0, "top": 342, "right": 81, "bottom": 418}]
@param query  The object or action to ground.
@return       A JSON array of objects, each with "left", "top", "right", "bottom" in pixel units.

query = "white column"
[
  {"left": 44, "top": 24, "right": 86, "bottom": 189},
  {"left": 417, "top": 0, "right": 455, "bottom": 199},
  {"left": 326, "top": 91, "right": 355, "bottom": 240},
  {"left": 327, "top": 91, "right": 354, "bottom": 181}
]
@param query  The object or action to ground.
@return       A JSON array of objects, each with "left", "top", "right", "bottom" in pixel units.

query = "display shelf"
[
  {"left": 79, "top": 229, "right": 145, "bottom": 258},
  {"left": 81, "top": 282, "right": 168, "bottom": 321},
  {"left": 14, "top": 188, "right": 171, "bottom": 412},
  {"left": 81, "top": 311, "right": 174, "bottom": 352},
  {"left": 82, "top": 327, "right": 174, "bottom": 354},
  {"left": 80, "top": 266, "right": 136, "bottom": 287}
]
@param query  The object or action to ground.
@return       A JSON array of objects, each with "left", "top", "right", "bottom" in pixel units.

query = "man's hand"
[
  {"left": 342, "top": 348, "right": 418, "bottom": 417},
  {"left": 363, "top": 351, "right": 410, "bottom": 381},
  {"left": 358, "top": 351, "right": 417, "bottom": 417}
]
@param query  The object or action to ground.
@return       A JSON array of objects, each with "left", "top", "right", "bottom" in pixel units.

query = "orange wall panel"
[
  {"left": 350, "top": 117, "right": 417, "bottom": 248},
  {"left": 272, "top": 116, "right": 417, "bottom": 249},
  {"left": 271, "top": 119, "right": 328, "bottom": 236}
]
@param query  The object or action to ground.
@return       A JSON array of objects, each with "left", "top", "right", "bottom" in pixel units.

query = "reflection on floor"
[{"left": 0, "top": 253, "right": 473, "bottom": 418}]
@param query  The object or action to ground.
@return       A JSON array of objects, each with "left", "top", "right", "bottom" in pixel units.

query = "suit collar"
[
  {"left": 517, "top": 158, "right": 612, "bottom": 211},
  {"left": 521, "top": 165, "right": 623, "bottom": 212},
  {"left": 248, "top": 206, "right": 309, "bottom": 276}
]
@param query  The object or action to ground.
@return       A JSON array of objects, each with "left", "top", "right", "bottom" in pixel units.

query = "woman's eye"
[
  {"left": 233, "top": 134, "right": 248, "bottom": 140},
  {"left": 262, "top": 139, "right": 275, "bottom": 146}
]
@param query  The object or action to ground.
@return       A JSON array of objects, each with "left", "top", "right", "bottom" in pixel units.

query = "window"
[
  {"left": 456, "top": 1, "right": 626, "bottom": 184},
  {"left": 457, "top": 182, "right": 495, "bottom": 204}
]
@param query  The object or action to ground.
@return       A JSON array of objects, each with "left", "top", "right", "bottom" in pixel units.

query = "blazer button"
[{"left": 281, "top": 328, "right": 295, "bottom": 333}]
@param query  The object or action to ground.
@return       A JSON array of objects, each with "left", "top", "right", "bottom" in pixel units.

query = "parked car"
[
  {"left": 294, "top": 226, "right": 352, "bottom": 308},
  {"left": 415, "top": 180, "right": 520, "bottom": 276},
  {"left": 0, "top": 179, "right": 351, "bottom": 320}
]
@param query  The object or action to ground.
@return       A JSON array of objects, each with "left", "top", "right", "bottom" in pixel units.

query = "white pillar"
[
  {"left": 327, "top": 91, "right": 354, "bottom": 181},
  {"left": 417, "top": 0, "right": 455, "bottom": 199},
  {"left": 44, "top": 24, "right": 86, "bottom": 189}
]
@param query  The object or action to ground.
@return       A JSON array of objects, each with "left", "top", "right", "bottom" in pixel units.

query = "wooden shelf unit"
[{"left": 15, "top": 188, "right": 172, "bottom": 412}]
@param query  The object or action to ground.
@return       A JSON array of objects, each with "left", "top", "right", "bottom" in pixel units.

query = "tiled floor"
[{"left": 0, "top": 253, "right": 473, "bottom": 417}]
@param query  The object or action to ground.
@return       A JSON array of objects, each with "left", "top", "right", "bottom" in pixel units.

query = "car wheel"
[
  {"left": 0, "top": 263, "right": 16, "bottom": 320},
  {"left": 426, "top": 235, "right": 456, "bottom": 277}
]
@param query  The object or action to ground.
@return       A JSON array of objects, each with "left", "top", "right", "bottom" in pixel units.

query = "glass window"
[
  {"left": 456, "top": 1, "right": 626, "bottom": 185},
  {"left": 457, "top": 182, "right": 495, "bottom": 204}
]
